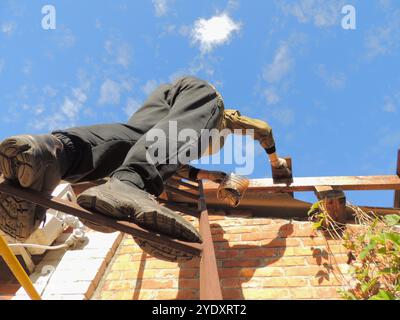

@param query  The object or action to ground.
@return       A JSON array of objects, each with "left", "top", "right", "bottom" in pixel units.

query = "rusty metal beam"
[
  {"left": 395, "top": 150, "right": 400, "bottom": 208},
  {"left": 0, "top": 177, "right": 202, "bottom": 257},
  {"left": 200, "top": 175, "right": 400, "bottom": 193},
  {"left": 198, "top": 180, "right": 222, "bottom": 300},
  {"left": 164, "top": 184, "right": 199, "bottom": 201}
]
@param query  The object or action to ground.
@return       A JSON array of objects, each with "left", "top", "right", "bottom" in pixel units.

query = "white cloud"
[
  {"left": 54, "top": 26, "right": 76, "bottom": 48},
  {"left": 153, "top": 0, "right": 172, "bottom": 17},
  {"left": 22, "top": 61, "right": 32, "bottom": 76},
  {"left": 124, "top": 98, "right": 141, "bottom": 117},
  {"left": 271, "top": 107, "right": 295, "bottom": 126},
  {"left": 383, "top": 94, "right": 398, "bottom": 113},
  {"left": 263, "top": 43, "right": 294, "bottom": 84},
  {"left": 62, "top": 87, "right": 87, "bottom": 120},
  {"left": 142, "top": 80, "right": 159, "bottom": 95},
  {"left": 315, "top": 64, "right": 346, "bottom": 89},
  {"left": 104, "top": 40, "right": 132, "bottom": 68},
  {"left": 98, "top": 79, "right": 121, "bottom": 106},
  {"left": 191, "top": 13, "right": 241, "bottom": 54},
  {"left": 1, "top": 21, "right": 16, "bottom": 36},
  {"left": 365, "top": 9, "right": 400, "bottom": 60},
  {"left": 276, "top": 0, "right": 345, "bottom": 27},
  {"left": 264, "top": 87, "right": 281, "bottom": 105},
  {"left": 43, "top": 85, "right": 58, "bottom": 97}
]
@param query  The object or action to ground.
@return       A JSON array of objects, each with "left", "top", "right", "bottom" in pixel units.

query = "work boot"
[
  {"left": 77, "top": 178, "right": 202, "bottom": 243},
  {"left": 0, "top": 134, "right": 65, "bottom": 241}
]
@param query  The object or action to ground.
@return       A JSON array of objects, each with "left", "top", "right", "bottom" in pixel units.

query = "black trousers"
[{"left": 52, "top": 76, "right": 223, "bottom": 196}]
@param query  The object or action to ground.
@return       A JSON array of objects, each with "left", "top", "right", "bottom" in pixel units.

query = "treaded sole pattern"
[
  {"left": 0, "top": 192, "right": 39, "bottom": 242},
  {"left": 77, "top": 192, "right": 201, "bottom": 243},
  {"left": 133, "top": 237, "right": 194, "bottom": 262}
]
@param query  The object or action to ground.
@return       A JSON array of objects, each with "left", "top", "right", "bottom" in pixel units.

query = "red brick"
[
  {"left": 312, "top": 287, "right": 342, "bottom": 299},
  {"left": 212, "top": 233, "right": 242, "bottom": 242},
  {"left": 241, "top": 232, "right": 279, "bottom": 241},
  {"left": 311, "top": 277, "right": 343, "bottom": 287},
  {"left": 290, "top": 288, "right": 315, "bottom": 299},
  {"left": 180, "top": 257, "right": 200, "bottom": 269},
  {"left": 262, "top": 277, "right": 309, "bottom": 287},
  {"left": 173, "top": 290, "right": 199, "bottom": 300},
  {"left": 222, "top": 259, "right": 262, "bottom": 268},
  {"left": 241, "top": 267, "right": 285, "bottom": 278},
  {"left": 140, "top": 279, "right": 174, "bottom": 289},
  {"left": 178, "top": 279, "right": 199, "bottom": 289},
  {"left": 241, "top": 247, "right": 283, "bottom": 258},
  {"left": 215, "top": 249, "right": 241, "bottom": 259},
  {"left": 259, "top": 237, "right": 302, "bottom": 247},
  {"left": 220, "top": 278, "right": 242, "bottom": 288},
  {"left": 268, "top": 256, "right": 306, "bottom": 267},
  {"left": 179, "top": 269, "right": 199, "bottom": 279},
  {"left": 222, "top": 288, "right": 244, "bottom": 300},
  {"left": 218, "top": 268, "right": 242, "bottom": 278},
  {"left": 285, "top": 266, "right": 329, "bottom": 277},
  {"left": 305, "top": 255, "right": 348, "bottom": 266},
  {"left": 302, "top": 238, "right": 343, "bottom": 246},
  {"left": 242, "top": 288, "right": 290, "bottom": 299},
  {"left": 103, "top": 280, "right": 133, "bottom": 291}
]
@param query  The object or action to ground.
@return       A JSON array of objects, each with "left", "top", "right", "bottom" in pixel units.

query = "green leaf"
[
  {"left": 385, "top": 232, "right": 400, "bottom": 247},
  {"left": 308, "top": 202, "right": 321, "bottom": 216},
  {"left": 339, "top": 290, "right": 358, "bottom": 300},
  {"left": 369, "top": 290, "right": 395, "bottom": 300},
  {"left": 384, "top": 214, "right": 400, "bottom": 226},
  {"left": 359, "top": 240, "right": 377, "bottom": 259}
]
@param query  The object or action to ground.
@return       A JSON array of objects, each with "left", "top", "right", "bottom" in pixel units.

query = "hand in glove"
[{"left": 270, "top": 158, "right": 292, "bottom": 181}]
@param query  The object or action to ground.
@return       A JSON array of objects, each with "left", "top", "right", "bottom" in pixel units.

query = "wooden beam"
[
  {"left": 0, "top": 178, "right": 202, "bottom": 257},
  {"left": 200, "top": 175, "right": 400, "bottom": 193},
  {"left": 198, "top": 181, "right": 222, "bottom": 300},
  {"left": 394, "top": 150, "right": 400, "bottom": 208}
]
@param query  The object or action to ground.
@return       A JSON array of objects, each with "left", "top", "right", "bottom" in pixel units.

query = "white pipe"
[{"left": 8, "top": 243, "right": 68, "bottom": 250}]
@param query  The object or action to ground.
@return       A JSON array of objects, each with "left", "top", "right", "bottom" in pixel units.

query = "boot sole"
[
  {"left": 134, "top": 237, "right": 194, "bottom": 262},
  {"left": 77, "top": 191, "right": 202, "bottom": 243},
  {"left": 0, "top": 192, "right": 39, "bottom": 242},
  {"left": 0, "top": 136, "right": 57, "bottom": 241}
]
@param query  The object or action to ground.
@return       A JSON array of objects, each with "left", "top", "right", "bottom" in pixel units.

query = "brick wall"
[{"left": 94, "top": 210, "right": 351, "bottom": 300}]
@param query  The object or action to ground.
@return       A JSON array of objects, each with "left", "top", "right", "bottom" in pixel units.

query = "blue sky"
[{"left": 0, "top": 0, "right": 399, "bottom": 207}]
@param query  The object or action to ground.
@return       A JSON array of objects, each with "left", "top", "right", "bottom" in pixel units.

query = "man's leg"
[
  {"left": 77, "top": 76, "right": 223, "bottom": 243},
  {"left": 0, "top": 83, "right": 174, "bottom": 241},
  {"left": 113, "top": 76, "right": 223, "bottom": 196},
  {"left": 55, "top": 83, "right": 174, "bottom": 183}
]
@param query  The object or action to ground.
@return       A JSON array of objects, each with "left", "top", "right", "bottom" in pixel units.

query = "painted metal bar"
[
  {"left": 198, "top": 180, "right": 223, "bottom": 300},
  {"left": 0, "top": 234, "right": 41, "bottom": 300},
  {"left": 0, "top": 178, "right": 202, "bottom": 257},
  {"left": 394, "top": 150, "right": 400, "bottom": 208}
]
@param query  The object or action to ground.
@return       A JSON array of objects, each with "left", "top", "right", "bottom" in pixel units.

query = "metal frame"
[
  {"left": 166, "top": 175, "right": 223, "bottom": 300},
  {"left": 0, "top": 176, "right": 222, "bottom": 300},
  {"left": 1, "top": 149, "right": 399, "bottom": 300}
]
